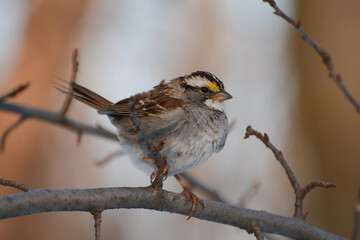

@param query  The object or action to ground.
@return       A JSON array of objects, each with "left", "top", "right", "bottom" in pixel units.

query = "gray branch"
[
  {"left": 0, "top": 187, "right": 347, "bottom": 240},
  {"left": 0, "top": 101, "right": 117, "bottom": 141}
]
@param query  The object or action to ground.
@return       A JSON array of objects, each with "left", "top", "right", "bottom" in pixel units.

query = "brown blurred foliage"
[
  {"left": 0, "top": 1, "right": 90, "bottom": 239},
  {"left": 294, "top": 0, "right": 360, "bottom": 237}
]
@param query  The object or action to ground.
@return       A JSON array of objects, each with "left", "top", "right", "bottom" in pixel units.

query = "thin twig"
[
  {"left": 95, "top": 150, "right": 124, "bottom": 166},
  {"left": 228, "top": 119, "right": 237, "bottom": 134},
  {"left": 244, "top": 125, "right": 336, "bottom": 218},
  {"left": 77, "top": 131, "right": 83, "bottom": 146},
  {"left": 91, "top": 208, "right": 103, "bottom": 240},
  {"left": 0, "top": 177, "right": 32, "bottom": 192},
  {"left": 0, "top": 82, "right": 30, "bottom": 102},
  {"left": 299, "top": 180, "right": 337, "bottom": 202},
  {"left": 59, "top": 48, "right": 79, "bottom": 117},
  {"left": 238, "top": 181, "right": 261, "bottom": 207},
  {"left": 1, "top": 117, "right": 26, "bottom": 152},
  {"left": 262, "top": 0, "right": 360, "bottom": 114},
  {"left": 352, "top": 186, "right": 360, "bottom": 240},
  {"left": 244, "top": 125, "right": 301, "bottom": 197},
  {"left": 0, "top": 83, "right": 32, "bottom": 152}
]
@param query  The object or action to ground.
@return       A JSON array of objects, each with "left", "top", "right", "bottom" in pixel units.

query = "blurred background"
[{"left": 0, "top": 0, "right": 359, "bottom": 239}]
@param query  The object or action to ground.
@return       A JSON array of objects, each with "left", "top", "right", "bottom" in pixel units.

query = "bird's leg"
[
  {"left": 151, "top": 136, "right": 167, "bottom": 154},
  {"left": 156, "top": 156, "right": 168, "bottom": 181},
  {"left": 174, "top": 174, "right": 204, "bottom": 220},
  {"left": 143, "top": 136, "right": 169, "bottom": 188},
  {"left": 142, "top": 156, "right": 156, "bottom": 181},
  {"left": 143, "top": 156, "right": 168, "bottom": 185}
]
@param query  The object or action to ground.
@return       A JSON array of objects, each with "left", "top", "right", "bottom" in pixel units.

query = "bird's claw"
[{"left": 181, "top": 186, "right": 204, "bottom": 220}]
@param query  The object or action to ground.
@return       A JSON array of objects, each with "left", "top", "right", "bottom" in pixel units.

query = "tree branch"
[
  {"left": 0, "top": 187, "right": 347, "bottom": 240},
  {"left": 0, "top": 82, "right": 30, "bottom": 102},
  {"left": 94, "top": 150, "right": 124, "bottom": 166},
  {"left": 244, "top": 126, "right": 336, "bottom": 218},
  {"left": 59, "top": 48, "right": 79, "bottom": 117},
  {"left": 262, "top": 0, "right": 360, "bottom": 115},
  {"left": 0, "top": 117, "right": 26, "bottom": 152},
  {"left": 299, "top": 180, "right": 337, "bottom": 203},
  {"left": 91, "top": 208, "right": 103, "bottom": 240},
  {"left": 0, "top": 101, "right": 117, "bottom": 144},
  {"left": 0, "top": 177, "right": 32, "bottom": 192}
]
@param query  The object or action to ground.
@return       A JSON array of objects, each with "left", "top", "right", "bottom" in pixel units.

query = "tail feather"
[{"left": 56, "top": 81, "right": 113, "bottom": 110}]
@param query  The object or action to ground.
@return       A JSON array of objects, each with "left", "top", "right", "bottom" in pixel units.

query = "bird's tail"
[{"left": 56, "top": 81, "right": 113, "bottom": 110}]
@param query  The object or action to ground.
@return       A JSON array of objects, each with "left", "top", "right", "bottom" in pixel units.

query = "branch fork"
[{"left": 244, "top": 125, "right": 337, "bottom": 218}]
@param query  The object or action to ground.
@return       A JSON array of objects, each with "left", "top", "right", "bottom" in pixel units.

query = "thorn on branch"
[
  {"left": 0, "top": 177, "right": 32, "bottom": 192},
  {"left": 91, "top": 208, "right": 103, "bottom": 240},
  {"left": 261, "top": 0, "right": 360, "bottom": 114}
]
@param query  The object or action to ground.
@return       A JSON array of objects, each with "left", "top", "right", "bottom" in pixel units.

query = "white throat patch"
[{"left": 205, "top": 99, "right": 224, "bottom": 111}]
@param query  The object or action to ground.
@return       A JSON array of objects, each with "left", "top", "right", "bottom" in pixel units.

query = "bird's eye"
[{"left": 201, "top": 87, "right": 209, "bottom": 93}]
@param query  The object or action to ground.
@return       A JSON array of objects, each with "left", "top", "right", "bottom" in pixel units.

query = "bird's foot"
[{"left": 174, "top": 174, "right": 204, "bottom": 220}]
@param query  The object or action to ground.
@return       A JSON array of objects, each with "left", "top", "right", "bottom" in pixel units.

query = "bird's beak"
[{"left": 212, "top": 90, "right": 232, "bottom": 102}]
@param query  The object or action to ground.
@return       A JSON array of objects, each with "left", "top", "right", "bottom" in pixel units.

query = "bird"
[{"left": 57, "top": 71, "right": 232, "bottom": 218}]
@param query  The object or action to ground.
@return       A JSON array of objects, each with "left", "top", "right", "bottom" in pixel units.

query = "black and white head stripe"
[
  {"left": 183, "top": 71, "right": 224, "bottom": 91},
  {"left": 190, "top": 71, "right": 224, "bottom": 89}
]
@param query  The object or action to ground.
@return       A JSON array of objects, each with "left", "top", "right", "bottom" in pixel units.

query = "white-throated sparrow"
[{"left": 59, "top": 71, "right": 232, "bottom": 218}]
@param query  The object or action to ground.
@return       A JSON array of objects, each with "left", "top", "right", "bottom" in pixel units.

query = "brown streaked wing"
[{"left": 98, "top": 80, "right": 187, "bottom": 117}]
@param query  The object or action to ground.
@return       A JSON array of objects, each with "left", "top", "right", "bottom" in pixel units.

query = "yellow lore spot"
[
  {"left": 147, "top": 113, "right": 159, "bottom": 117},
  {"left": 205, "top": 81, "right": 220, "bottom": 91}
]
